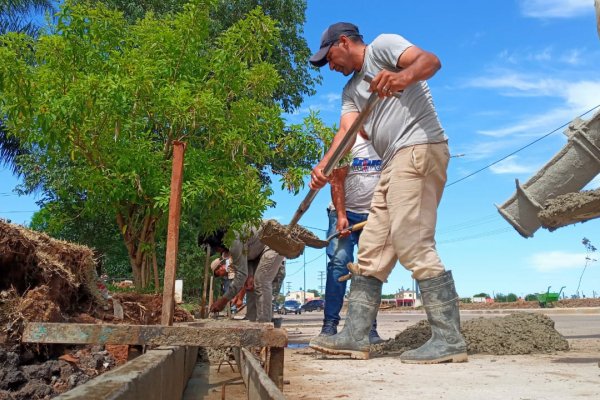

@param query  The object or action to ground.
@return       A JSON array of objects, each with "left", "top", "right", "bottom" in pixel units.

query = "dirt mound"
[
  {"left": 104, "top": 293, "right": 193, "bottom": 325},
  {"left": 460, "top": 301, "right": 540, "bottom": 310},
  {"left": 555, "top": 298, "right": 600, "bottom": 308},
  {"left": 374, "top": 313, "right": 569, "bottom": 356},
  {"left": 0, "top": 220, "right": 104, "bottom": 336},
  {"left": 458, "top": 298, "right": 600, "bottom": 310},
  {"left": 0, "top": 221, "right": 192, "bottom": 399}
]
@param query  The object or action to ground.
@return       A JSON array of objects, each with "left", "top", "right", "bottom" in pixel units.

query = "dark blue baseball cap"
[{"left": 309, "top": 22, "right": 362, "bottom": 67}]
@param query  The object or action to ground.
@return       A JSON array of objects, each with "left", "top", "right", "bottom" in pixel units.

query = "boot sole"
[
  {"left": 401, "top": 352, "right": 468, "bottom": 364},
  {"left": 310, "top": 344, "right": 370, "bottom": 360}
]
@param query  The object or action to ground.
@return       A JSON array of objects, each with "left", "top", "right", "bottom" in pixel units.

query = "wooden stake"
[{"left": 161, "top": 141, "right": 186, "bottom": 326}]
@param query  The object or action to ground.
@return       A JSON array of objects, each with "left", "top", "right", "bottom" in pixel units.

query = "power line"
[
  {"left": 437, "top": 227, "right": 513, "bottom": 244},
  {"left": 300, "top": 224, "right": 328, "bottom": 233},
  {"left": 286, "top": 252, "right": 326, "bottom": 277},
  {"left": 446, "top": 104, "right": 600, "bottom": 188},
  {"left": 437, "top": 213, "right": 501, "bottom": 234}
]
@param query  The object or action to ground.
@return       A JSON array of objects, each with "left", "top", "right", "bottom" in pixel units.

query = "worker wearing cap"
[
  {"left": 210, "top": 254, "right": 234, "bottom": 295},
  {"left": 200, "top": 225, "right": 285, "bottom": 323},
  {"left": 307, "top": 22, "right": 467, "bottom": 363}
]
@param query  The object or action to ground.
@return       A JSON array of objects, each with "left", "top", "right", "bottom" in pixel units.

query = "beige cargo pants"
[{"left": 356, "top": 142, "right": 450, "bottom": 282}]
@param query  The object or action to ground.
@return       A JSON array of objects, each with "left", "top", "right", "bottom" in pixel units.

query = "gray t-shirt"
[
  {"left": 328, "top": 134, "right": 381, "bottom": 214},
  {"left": 341, "top": 34, "right": 447, "bottom": 168}
]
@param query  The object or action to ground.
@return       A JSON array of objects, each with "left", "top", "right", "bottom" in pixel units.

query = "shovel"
[
  {"left": 260, "top": 81, "right": 385, "bottom": 259},
  {"left": 300, "top": 220, "right": 368, "bottom": 249}
]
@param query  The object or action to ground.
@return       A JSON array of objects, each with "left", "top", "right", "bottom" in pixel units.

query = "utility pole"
[
  {"left": 286, "top": 281, "right": 292, "bottom": 295},
  {"left": 318, "top": 271, "right": 325, "bottom": 297}
]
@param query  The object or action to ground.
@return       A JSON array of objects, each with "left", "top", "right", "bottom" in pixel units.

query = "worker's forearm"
[{"left": 330, "top": 168, "right": 348, "bottom": 217}]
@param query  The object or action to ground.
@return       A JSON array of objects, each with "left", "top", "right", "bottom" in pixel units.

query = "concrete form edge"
[{"left": 55, "top": 346, "right": 198, "bottom": 400}]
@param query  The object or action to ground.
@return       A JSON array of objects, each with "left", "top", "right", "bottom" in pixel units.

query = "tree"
[
  {"left": 97, "top": 0, "right": 318, "bottom": 113},
  {"left": 494, "top": 293, "right": 507, "bottom": 303},
  {"left": 473, "top": 292, "right": 490, "bottom": 299},
  {"left": 576, "top": 237, "right": 597, "bottom": 297},
  {"left": 506, "top": 293, "right": 518, "bottom": 302},
  {"left": 0, "top": 1, "right": 330, "bottom": 287},
  {"left": 1, "top": 0, "right": 55, "bottom": 175}
]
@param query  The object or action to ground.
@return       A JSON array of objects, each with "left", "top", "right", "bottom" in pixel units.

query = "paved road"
[
  {"left": 280, "top": 308, "right": 600, "bottom": 343},
  {"left": 281, "top": 308, "right": 600, "bottom": 400}
]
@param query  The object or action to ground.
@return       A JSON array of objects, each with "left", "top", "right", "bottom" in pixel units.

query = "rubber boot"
[
  {"left": 400, "top": 270, "right": 468, "bottom": 364},
  {"left": 319, "top": 319, "right": 338, "bottom": 336},
  {"left": 369, "top": 320, "right": 385, "bottom": 345},
  {"left": 310, "top": 275, "right": 382, "bottom": 360}
]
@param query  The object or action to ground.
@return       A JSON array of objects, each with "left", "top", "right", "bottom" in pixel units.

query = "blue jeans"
[{"left": 324, "top": 209, "right": 369, "bottom": 323}]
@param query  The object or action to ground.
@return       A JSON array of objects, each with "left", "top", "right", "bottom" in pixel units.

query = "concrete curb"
[{"left": 55, "top": 346, "right": 198, "bottom": 400}]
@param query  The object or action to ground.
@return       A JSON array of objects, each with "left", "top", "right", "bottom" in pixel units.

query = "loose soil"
[
  {"left": 373, "top": 313, "right": 569, "bottom": 355},
  {"left": 0, "top": 220, "right": 192, "bottom": 399},
  {"left": 259, "top": 219, "right": 306, "bottom": 259}
]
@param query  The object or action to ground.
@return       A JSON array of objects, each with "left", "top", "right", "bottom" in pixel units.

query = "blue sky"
[{"left": 1, "top": 0, "right": 599, "bottom": 298}]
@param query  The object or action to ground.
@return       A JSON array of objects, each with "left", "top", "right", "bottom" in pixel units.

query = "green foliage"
[
  {"left": 506, "top": 293, "right": 518, "bottom": 302},
  {"left": 174, "top": 238, "right": 206, "bottom": 296},
  {"left": 98, "top": 0, "right": 320, "bottom": 113},
  {"left": 0, "top": 0, "right": 329, "bottom": 287},
  {"left": 524, "top": 294, "right": 538, "bottom": 301},
  {"left": 473, "top": 292, "right": 490, "bottom": 299},
  {"left": 494, "top": 293, "right": 507, "bottom": 302},
  {"left": 381, "top": 294, "right": 396, "bottom": 299}
]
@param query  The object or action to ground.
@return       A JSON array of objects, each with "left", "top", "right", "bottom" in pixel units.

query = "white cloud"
[
  {"left": 467, "top": 73, "right": 566, "bottom": 97},
  {"left": 560, "top": 49, "right": 584, "bottom": 65},
  {"left": 489, "top": 155, "right": 538, "bottom": 174},
  {"left": 564, "top": 81, "right": 600, "bottom": 109},
  {"left": 477, "top": 107, "right": 575, "bottom": 137},
  {"left": 467, "top": 73, "right": 600, "bottom": 137},
  {"left": 465, "top": 140, "right": 514, "bottom": 161},
  {"left": 519, "top": 0, "right": 592, "bottom": 18},
  {"left": 529, "top": 251, "right": 588, "bottom": 272},
  {"left": 292, "top": 92, "right": 341, "bottom": 117}
]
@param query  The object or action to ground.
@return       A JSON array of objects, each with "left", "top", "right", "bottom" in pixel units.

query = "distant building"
[
  {"left": 395, "top": 289, "right": 418, "bottom": 307},
  {"left": 472, "top": 296, "right": 494, "bottom": 303},
  {"left": 286, "top": 290, "right": 315, "bottom": 304}
]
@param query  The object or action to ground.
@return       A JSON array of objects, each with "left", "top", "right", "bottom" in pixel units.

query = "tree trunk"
[
  {"left": 200, "top": 245, "right": 211, "bottom": 318},
  {"left": 116, "top": 208, "right": 158, "bottom": 289}
]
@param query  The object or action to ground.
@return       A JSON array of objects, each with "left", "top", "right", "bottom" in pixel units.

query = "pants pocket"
[{"left": 410, "top": 145, "right": 428, "bottom": 176}]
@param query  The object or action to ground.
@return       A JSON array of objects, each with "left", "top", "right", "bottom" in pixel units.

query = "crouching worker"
[{"left": 199, "top": 224, "right": 284, "bottom": 323}]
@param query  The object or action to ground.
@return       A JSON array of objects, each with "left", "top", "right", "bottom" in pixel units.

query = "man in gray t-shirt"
[{"left": 307, "top": 22, "right": 467, "bottom": 364}]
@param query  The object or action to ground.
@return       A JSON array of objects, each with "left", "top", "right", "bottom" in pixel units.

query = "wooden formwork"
[{"left": 23, "top": 320, "right": 288, "bottom": 399}]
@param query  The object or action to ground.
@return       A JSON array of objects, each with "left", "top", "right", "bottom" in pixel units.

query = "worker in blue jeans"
[{"left": 320, "top": 132, "right": 384, "bottom": 344}]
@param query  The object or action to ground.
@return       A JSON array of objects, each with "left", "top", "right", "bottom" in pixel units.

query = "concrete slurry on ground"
[{"left": 280, "top": 309, "right": 600, "bottom": 400}]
